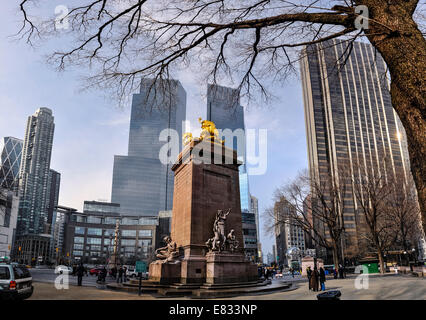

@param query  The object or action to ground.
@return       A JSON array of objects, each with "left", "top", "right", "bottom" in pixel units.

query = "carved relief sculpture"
[{"left": 155, "top": 236, "right": 180, "bottom": 263}]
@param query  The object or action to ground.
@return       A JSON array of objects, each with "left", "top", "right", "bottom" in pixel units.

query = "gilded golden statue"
[{"left": 182, "top": 117, "right": 224, "bottom": 146}]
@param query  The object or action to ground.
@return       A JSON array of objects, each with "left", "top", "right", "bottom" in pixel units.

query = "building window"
[
  {"left": 121, "top": 239, "right": 136, "bottom": 246},
  {"left": 139, "top": 217, "right": 158, "bottom": 225},
  {"left": 74, "top": 226, "right": 85, "bottom": 235},
  {"left": 87, "top": 228, "right": 102, "bottom": 236},
  {"left": 122, "top": 218, "right": 139, "bottom": 225},
  {"left": 73, "top": 244, "right": 84, "bottom": 250},
  {"left": 139, "top": 239, "right": 152, "bottom": 247},
  {"left": 87, "top": 238, "right": 102, "bottom": 245},
  {"left": 74, "top": 237, "right": 84, "bottom": 244},
  {"left": 139, "top": 230, "right": 152, "bottom": 237},
  {"left": 121, "top": 230, "right": 136, "bottom": 237},
  {"left": 87, "top": 216, "right": 102, "bottom": 224},
  {"left": 73, "top": 250, "right": 83, "bottom": 256}
]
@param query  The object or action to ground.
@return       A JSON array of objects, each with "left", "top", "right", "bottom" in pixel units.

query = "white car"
[{"left": 56, "top": 265, "right": 72, "bottom": 274}]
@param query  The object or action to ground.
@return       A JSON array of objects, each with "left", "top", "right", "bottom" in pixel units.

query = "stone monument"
[{"left": 148, "top": 118, "right": 258, "bottom": 286}]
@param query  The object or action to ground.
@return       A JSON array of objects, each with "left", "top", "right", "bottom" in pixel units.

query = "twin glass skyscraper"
[
  {"left": 111, "top": 79, "right": 186, "bottom": 216},
  {"left": 301, "top": 40, "right": 413, "bottom": 258}
]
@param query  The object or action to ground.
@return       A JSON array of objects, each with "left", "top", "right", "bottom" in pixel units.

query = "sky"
[{"left": 0, "top": 2, "right": 308, "bottom": 258}]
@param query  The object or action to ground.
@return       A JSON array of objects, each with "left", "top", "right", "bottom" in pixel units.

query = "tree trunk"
[
  {"left": 364, "top": 2, "right": 426, "bottom": 235},
  {"left": 332, "top": 241, "right": 340, "bottom": 271},
  {"left": 377, "top": 248, "right": 385, "bottom": 275}
]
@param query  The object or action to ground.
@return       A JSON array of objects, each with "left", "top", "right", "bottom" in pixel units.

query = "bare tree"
[
  {"left": 387, "top": 171, "right": 423, "bottom": 264},
  {"left": 16, "top": 1, "right": 426, "bottom": 232},
  {"left": 265, "top": 167, "right": 349, "bottom": 270},
  {"left": 351, "top": 158, "right": 396, "bottom": 274}
]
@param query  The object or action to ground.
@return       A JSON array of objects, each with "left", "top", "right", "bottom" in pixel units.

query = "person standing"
[
  {"left": 310, "top": 266, "right": 319, "bottom": 292},
  {"left": 319, "top": 267, "right": 326, "bottom": 291},
  {"left": 76, "top": 263, "right": 86, "bottom": 286},
  {"left": 117, "top": 265, "right": 124, "bottom": 284},
  {"left": 338, "top": 264, "right": 344, "bottom": 279},
  {"left": 306, "top": 266, "right": 312, "bottom": 290},
  {"left": 123, "top": 266, "right": 128, "bottom": 283}
]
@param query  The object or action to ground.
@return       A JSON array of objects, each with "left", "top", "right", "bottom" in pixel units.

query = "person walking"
[
  {"left": 117, "top": 265, "right": 124, "bottom": 284},
  {"left": 319, "top": 267, "right": 326, "bottom": 291},
  {"left": 291, "top": 267, "right": 295, "bottom": 278},
  {"left": 76, "top": 263, "right": 86, "bottom": 286},
  {"left": 333, "top": 267, "right": 338, "bottom": 279},
  {"left": 306, "top": 266, "right": 312, "bottom": 290},
  {"left": 310, "top": 266, "right": 319, "bottom": 292}
]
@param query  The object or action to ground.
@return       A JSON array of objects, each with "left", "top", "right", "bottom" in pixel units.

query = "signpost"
[{"left": 135, "top": 261, "right": 147, "bottom": 296}]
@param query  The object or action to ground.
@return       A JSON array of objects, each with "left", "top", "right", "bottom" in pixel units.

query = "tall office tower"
[
  {"left": 207, "top": 84, "right": 259, "bottom": 261},
  {"left": 111, "top": 79, "right": 186, "bottom": 216},
  {"left": 0, "top": 137, "right": 23, "bottom": 193},
  {"left": 301, "top": 40, "right": 414, "bottom": 259},
  {"left": 17, "top": 108, "right": 55, "bottom": 236},
  {"left": 46, "top": 169, "right": 61, "bottom": 232}
]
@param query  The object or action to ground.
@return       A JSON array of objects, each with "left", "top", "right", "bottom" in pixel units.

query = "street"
[
  {"left": 28, "top": 273, "right": 426, "bottom": 300},
  {"left": 29, "top": 268, "right": 123, "bottom": 288}
]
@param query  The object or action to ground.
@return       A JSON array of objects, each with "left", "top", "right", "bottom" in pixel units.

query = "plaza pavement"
[{"left": 29, "top": 273, "right": 425, "bottom": 300}]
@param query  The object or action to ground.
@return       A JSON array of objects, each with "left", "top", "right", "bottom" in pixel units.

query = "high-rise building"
[
  {"left": 0, "top": 137, "right": 23, "bottom": 193},
  {"left": 0, "top": 188, "right": 19, "bottom": 257},
  {"left": 300, "top": 40, "right": 414, "bottom": 259},
  {"left": 111, "top": 79, "right": 186, "bottom": 216},
  {"left": 274, "top": 198, "right": 306, "bottom": 268},
  {"left": 50, "top": 205, "right": 75, "bottom": 264},
  {"left": 17, "top": 108, "right": 55, "bottom": 236},
  {"left": 251, "top": 195, "right": 262, "bottom": 262},
  {"left": 207, "top": 84, "right": 259, "bottom": 261},
  {"left": 46, "top": 169, "right": 61, "bottom": 233}
]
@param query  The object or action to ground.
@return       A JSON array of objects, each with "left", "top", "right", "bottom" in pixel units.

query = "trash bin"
[{"left": 317, "top": 290, "right": 341, "bottom": 300}]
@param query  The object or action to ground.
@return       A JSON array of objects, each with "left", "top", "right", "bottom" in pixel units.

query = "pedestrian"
[
  {"left": 333, "top": 267, "right": 338, "bottom": 279},
  {"left": 112, "top": 266, "right": 117, "bottom": 279},
  {"left": 76, "top": 263, "right": 86, "bottom": 286},
  {"left": 319, "top": 267, "right": 326, "bottom": 291},
  {"left": 338, "top": 264, "right": 344, "bottom": 279},
  {"left": 291, "top": 267, "right": 295, "bottom": 278},
  {"left": 123, "top": 266, "right": 127, "bottom": 283},
  {"left": 306, "top": 266, "right": 312, "bottom": 290},
  {"left": 100, "top": 266, "right": 107, "bottom": 283},
  {"left": 310, "top": 266, "right": 319, "bottom": 292},
  {"left": 117, "top": 265, "right": 124, "bottom": 284}
]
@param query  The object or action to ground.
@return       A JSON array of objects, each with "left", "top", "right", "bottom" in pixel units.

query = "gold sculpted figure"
[{"left": 182, "top": 117, "right": 224, "bottom": 146}]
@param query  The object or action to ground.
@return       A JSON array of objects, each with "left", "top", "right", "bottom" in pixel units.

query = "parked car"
[
  {"left": 125, "top": 267, "right": 148, "bottom": 279},
  {"left": 126, "top": 267, "right": 138, "bottom": 278},
  {"left": 89, "top": 267, "right": 104, "bottom": 276},
  {"left": 0, "top": 262, "right": 33, "bottom": 300},
  {"left": 56, "top": 265, "right": 72, "bottom": 274}
]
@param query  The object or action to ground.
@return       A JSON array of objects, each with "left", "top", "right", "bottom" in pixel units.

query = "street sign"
[{"left": 136, "top": 261, "right": 147, "bottom": 273}]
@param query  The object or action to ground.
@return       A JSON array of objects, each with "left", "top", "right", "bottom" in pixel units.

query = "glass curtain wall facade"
[
  {"left": 301, "top": 40, "right": 414, "bottom": 259},
  {"left": 111, "top": 79, "right": 186, "bottom": 216},
  {"left": 207, "top": 84, "right": 259, "bottom": 261},
  {"left": 0, "top": 137, "right": 23, "bottom": 193},
  {"left": 17, "top": 108, "right": 55, "bottom": 236}
]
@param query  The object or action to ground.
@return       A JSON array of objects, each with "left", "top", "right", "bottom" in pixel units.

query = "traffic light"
[{"left": 18, "top": 246, "right": 22, "bottom": 251}]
